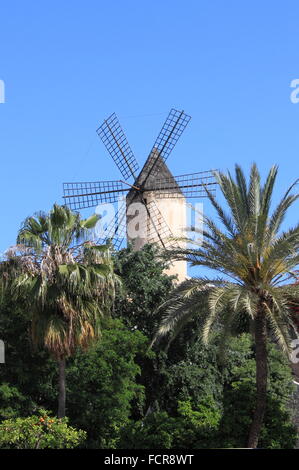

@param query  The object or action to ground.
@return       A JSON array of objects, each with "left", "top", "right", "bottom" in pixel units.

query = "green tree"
[
  {"left": 119, "top": 334, "right": 297, "bottom": 449},
  {"left": 0, "top": 295, "right": 58, "bottom": 417},
  {"left": 113, "top": 244, "right": 175, "bottom": 417},
  {"left": 66, "top": 318, "right": 148, "bottom": 448},
  {"left": 119, "top": 398, "right": 221, "bottom": 449},
  {"left": 1, "top": 204, "right": 120, "bottom": 418},
  {"left": 114, "top": 244, "right": 175, "bottom": 336},
  {"left": 217, "top": 335, "right": 297, "bottom": 448},
  {"left": 0, "top": 295, "right": 149, "bottom": 447},
  {"left": 153, "top": 164, "right": 299, "bottom": 447}
]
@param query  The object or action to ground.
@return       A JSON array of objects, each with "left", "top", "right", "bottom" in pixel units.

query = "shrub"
[{"left": 0, "top": 410, "right": 86, "bottom": 449}]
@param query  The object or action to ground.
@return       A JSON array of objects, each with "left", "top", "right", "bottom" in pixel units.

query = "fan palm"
[
  {"left": 1, "top": 204, "right": 120, "bottom": 418},
  {"left": 152, "top": 164, "right": 299, "bottom": 448}
]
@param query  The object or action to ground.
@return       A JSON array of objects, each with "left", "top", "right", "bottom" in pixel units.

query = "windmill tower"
[
  {"left": 125, "top": 150, "right": 188, "bottom": 280},
  {"left": 63, "top": 109, "right": 217, "bottom": 283}
]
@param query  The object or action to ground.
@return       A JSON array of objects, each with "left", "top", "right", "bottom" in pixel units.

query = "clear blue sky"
[{"left": 1, "top": 0, "right": 299, "bottom": 257}]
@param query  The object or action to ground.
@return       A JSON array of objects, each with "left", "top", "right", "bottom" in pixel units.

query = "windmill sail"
[
  {"left": 96, "top": 113, "right": 139, "bottom": 180},
  {"left": 140, "top": 109, "right": 191, "bottom": 185},
  {"left": 97, "top": 198, "right": 127, "bottom": 250},
  {"left": 63, "top": 180, "right": 128, "bottom": 210},
  {"left": 148, "top": 170, "right": 217, "bottom": 198},
  {"left": 146, "top": 200, "right": 178, "bottom": 249}
]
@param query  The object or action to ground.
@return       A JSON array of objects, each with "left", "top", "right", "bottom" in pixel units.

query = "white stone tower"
[{"left": 126, "top": 151, "right": 187, "bottom": 283}]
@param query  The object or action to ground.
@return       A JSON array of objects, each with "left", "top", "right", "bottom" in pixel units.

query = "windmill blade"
[
  {"left": 126, "top": 195, "right": 177, "bottom": 250},
  {"left": 97, "top": 199, "right": 127, "bottom": 250},
  {"left": 63, "top": 180, "right": 129, "bottom": 210},
  {"left": 146, "top": 170, "right": 217, "bottom": 199},
  {"left": 146, "top": 200, "right": 178, "bottom": 249},
  {"left": 96, "top": 113, "right": 139, "bottom": 180},
  {"left": 141, "top": 109, "right": 191, "bottom": 185}
]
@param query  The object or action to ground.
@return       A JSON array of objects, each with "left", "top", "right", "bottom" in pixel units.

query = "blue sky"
[{"left": 1, "top": 0, "right": 299, "bottom": 261}]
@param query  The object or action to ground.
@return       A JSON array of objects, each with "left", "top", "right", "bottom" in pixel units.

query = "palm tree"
[
  {"left": 152, "top": 164, "right": 299, "bottom": 448},
  {"left": 1, "top": 204, "right": 120, "bottom": 418}
]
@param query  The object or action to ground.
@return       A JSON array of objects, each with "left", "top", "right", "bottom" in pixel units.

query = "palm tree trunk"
[
  {"left": 247, "top": 309, "right": 268, "bottom": 448},
  {"left": 57, "top": 358, "right": 66, "bottom": 418}
]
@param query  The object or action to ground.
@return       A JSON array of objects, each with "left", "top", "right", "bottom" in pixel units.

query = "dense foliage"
[
  {"left": 119, "top": 335, "right": 297, "bottom": 449},
  {"left": 0, "top": 295, "right": 148, "bottom": 447},
  {"left": 0, "top": 231, "right": 298, "bottom": 448},
  {"left": 65, "top": 318, "right": 148, "bottom": 448},
  {"left": 114, "top": 244, "right": 175, "bottom": 336},
  {"left": 0, "top": 204, "right": 120, "bottom": 419}
]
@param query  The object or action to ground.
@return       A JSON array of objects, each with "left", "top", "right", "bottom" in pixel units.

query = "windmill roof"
[{"left": 127, "top": 148, "right": 183, "bottom": 200}]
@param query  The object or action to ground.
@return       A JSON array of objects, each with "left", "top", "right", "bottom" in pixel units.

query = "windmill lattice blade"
[
  {"left": 63, "top": 180, "right": 128, "bottom": 210},
  {"left": 146, "top": 200, "right": 177, "bottom": 249},
  {"left": 141, "top": 109, "right": 191, "bottom": 184},
  {"left": 146, "top": 170, "right": 217, "bottom": 199},
  {"left": 97, "top": 200, "right": 127, "bottom": 250},
  {"left": 97, "top": 113, "right": 139, "bottom": 180}
]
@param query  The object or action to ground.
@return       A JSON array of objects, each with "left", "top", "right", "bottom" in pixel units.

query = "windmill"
[{"left": 63, "top": 109, "right": 217, "bottom": 282}]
